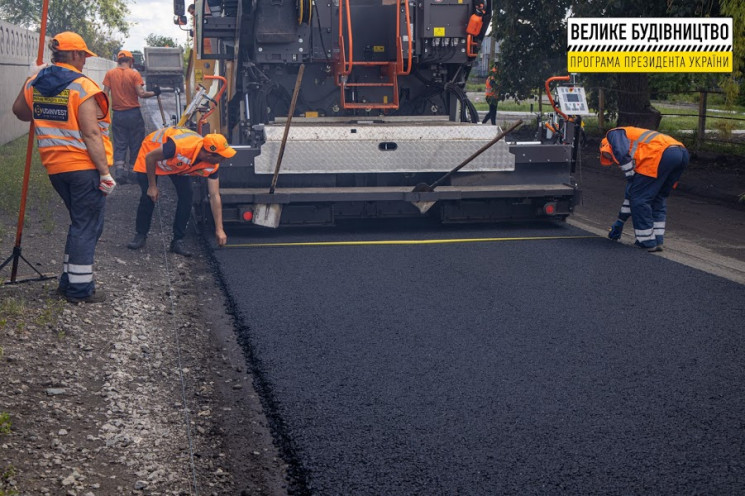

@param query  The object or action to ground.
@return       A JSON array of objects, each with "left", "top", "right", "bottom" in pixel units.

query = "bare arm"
[
  {"left": 135, "top": 85, "right": 158, "bottom": 98},
  {"left": 12, "top": 85, "right": 32, "bottom": 121},
  {"left": 207, "top": 177, "right": 227, "bottom": 246},
  {"left": 103, "top": 85, "right": 113, "bottom": 117},
  {"left": 145, "top": 147, "right": 166, "bottom": 202},
  {"left": 78, "top": 97, "right": 110, "bottom": 176}
]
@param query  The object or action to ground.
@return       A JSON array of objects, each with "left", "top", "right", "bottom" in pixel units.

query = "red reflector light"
[
  {"left": 242, "top": 210, "right": 254, "bottom": 221},
  {"left": 543, "top": 202, "right": 557, "bottom": 215}
]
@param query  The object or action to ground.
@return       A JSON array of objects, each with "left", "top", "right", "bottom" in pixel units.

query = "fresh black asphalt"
[{"left": 209, "top": 221, "right": 745, "bottom": 495}]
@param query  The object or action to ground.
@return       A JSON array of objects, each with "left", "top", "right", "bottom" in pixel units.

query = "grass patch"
[
  {"left": 0, "top": 136, "right": 57, "bottom": 233},
  {"left": 0, "top": 465, "right": 18, "bottom": 496},
  {"left": 0, "top": 413, "right": 10, "bottom": 435}
]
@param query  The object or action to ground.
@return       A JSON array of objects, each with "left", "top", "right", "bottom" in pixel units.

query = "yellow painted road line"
[{"left": 225, "top": 235, "right": 597, "bottom": 248}]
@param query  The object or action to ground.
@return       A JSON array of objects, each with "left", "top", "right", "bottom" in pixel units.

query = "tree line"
[
  {"left": 491, "top": 0, "right": 744, "bottom": 128},
  {"left": 0, "top": 0, "right": 180, "bottom": 60}
]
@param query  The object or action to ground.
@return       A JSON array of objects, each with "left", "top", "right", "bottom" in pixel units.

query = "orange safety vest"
[
  {"left": 133, "top": 127, "right": 219, "bottom": 177},
  {"left": 606, "top": 126, "right": 684, "bottom": 178},
  {"left": 24, "top": 63, "right": 113, "bottom": 175}
]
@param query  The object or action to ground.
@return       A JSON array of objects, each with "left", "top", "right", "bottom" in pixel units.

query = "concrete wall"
[{"left": 0, "top": 21, "right": 116, "bottom": 146}]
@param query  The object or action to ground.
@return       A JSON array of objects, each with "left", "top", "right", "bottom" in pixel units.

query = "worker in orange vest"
[
  {"left": 481, "top": 64, "right": 499, "bottom": 125},
  {"left": 600, "top": 127, "right": 689, "bottom": 252},
  {"left": 12, "top": 32, "right": 114, "bottom": 303},
  {"left": 127, "top": 127, "right": 236, "bottom": 256}
]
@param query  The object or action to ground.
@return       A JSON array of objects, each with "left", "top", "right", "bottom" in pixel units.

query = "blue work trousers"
[
  {"left": 135, "top": 172, "right": 193, "bottom": 242},
  {"left": 629, "top": 146, "right": 689, "bottom": 248},
  {"left": 49, "top": 169, "right": 106, "bottom": 299},
  {"left": 112, "top": 108, "right": 146, "bottom": 165}
]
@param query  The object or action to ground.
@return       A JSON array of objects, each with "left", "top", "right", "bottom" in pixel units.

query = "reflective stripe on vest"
[
  {"left": 609, "top": 127, "right": 684, "bottom": 179},
  {"left": 133, "top": 127, "right": 220, "bottom": 177},
  {"left": 25, "top": 64, "right": 112, "bottom": 175}
]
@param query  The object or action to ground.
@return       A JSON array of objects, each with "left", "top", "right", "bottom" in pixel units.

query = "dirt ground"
[
  {"left": 0, "top": 179, "right": 289, "bottom": 495},
  {"left": 0, "top": 139, "right": 744, "bottom": 495}
]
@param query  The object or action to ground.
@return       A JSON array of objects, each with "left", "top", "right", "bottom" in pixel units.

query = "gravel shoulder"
[{"left": 0, "top": 180, "right": 288, "bottom": 495}]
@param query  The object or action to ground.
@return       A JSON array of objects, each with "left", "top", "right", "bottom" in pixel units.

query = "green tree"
[
  {"left": 491, "top": 0, "right": 571, "bottom": 102},
  {"left": 0, "top": 0, "right": 130, "bottom": 58},
  {"left": 145, "top": 34, "right": 179, "bottom": 47}
]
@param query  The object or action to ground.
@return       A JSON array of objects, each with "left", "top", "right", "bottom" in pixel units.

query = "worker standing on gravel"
[
  {"left": 12, "top": 32, "right": 115, "bottom": 303},
  {"left": 127, "top": 127, "right": 235, "bottom": 256},
  {"left": 103, "top": 50, "right": 161, "bottom": 184},
  {"left": 600, "top": 126, "right": 689, "bottom": 252}
]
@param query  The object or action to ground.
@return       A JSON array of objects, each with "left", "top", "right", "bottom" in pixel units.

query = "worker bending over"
[
  {"left": 600, "top": 127, "right": 689, "bottom": 252},
  {"left": 127, "top": 127, "right": 236, "bottom": 255}
]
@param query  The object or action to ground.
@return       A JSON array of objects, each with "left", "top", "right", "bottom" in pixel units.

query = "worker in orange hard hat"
[
  {"left": 600, "top": 127, "right": 689, "bottom": 252},
  {"left": 12, "top": 31, "right": 114, "bottom": 303},
  {"left": 481, "top": 63, "right": 500, "bottom": 125},
  {"left": 103, "top": 49, "right": 161, "bottom": 184},
  {"left": 127, "top": 127, "right": 237, "bottom": 255}
]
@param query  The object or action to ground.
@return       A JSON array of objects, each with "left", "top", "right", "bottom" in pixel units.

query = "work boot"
[
  {"left": 67, "top": 289, "right": 107, "bottom": 304},
  {"left": 170, "top": 239, "right": 193, "bottom": 257},
  {"left": 634, "top": 240, "right": 661, "bottom": 252},
  {"left": 127, "top": 233, "right": 147, "bottom": 250}
]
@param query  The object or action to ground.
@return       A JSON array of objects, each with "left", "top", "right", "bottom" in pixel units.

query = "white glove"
[
  {"left": 99, "top": 174, "right": 117, "bottom": 195},
  {"left": 620, "top": 161, "right": 635, "bottom": 178},
  {"left": 27, "top": 63, "right": 48, "bottom": 78}
]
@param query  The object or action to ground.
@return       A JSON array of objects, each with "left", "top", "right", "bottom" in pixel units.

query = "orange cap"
[
  {"left": 52, "top": 32, "right": 97, "bottom": 58},
  {"left": 202, "top": 134, "right": 237, "bottom": 158},
  {"left": 117, "top": 50, "right": 133, "bottom": 59},
  {"left": 599, "top": 138, "right": 615, "bottom": 166}
]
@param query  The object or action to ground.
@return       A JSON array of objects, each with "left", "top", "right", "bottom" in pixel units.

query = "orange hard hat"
[
  {"left": 117, "top": 50, "right": 133, "bottom": 59},
  {"left": 599, "top": 138, "right": 615, "bottom": 166},
  {"left": 52, "top": 32, "right": 97, "bottom": 58},
  {"left": 202, "top": 134, "right": 237, "bottom": 158}
]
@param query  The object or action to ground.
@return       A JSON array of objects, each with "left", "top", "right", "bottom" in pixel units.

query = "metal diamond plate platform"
[{"left": 253, "top": 124, "right": 517, "bottom": 174}]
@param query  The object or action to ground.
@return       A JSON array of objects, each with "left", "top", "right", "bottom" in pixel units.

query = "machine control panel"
[{"left": 556, "top": 86, "right": 591, "bottom": 115}]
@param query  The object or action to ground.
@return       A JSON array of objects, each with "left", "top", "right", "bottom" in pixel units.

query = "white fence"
[{"left": 0, "top": 20, "right": 116, "bottom": 146}]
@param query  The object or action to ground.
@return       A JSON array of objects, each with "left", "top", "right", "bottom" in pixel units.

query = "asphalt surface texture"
[
  {"left": 210, "top": 220, "right": 745, "bottom": 495},
  {"left": 145, "top": 89, "right": 745, "bottom": 494}
]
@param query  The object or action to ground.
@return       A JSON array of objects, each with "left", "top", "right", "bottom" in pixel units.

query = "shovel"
[
  {"left": 411, "top": 119, "right": 524, "bottom": 214},
  {"left": 156, "top": 94, "right": 168, "bottom": 128},
  {"left": 253, "top": 64, "right": 305, "bottom": 228}
]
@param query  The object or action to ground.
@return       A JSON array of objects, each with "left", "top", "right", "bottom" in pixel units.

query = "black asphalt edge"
[{"left": 197, "top": 230, "right": 313, "bottom": 496}]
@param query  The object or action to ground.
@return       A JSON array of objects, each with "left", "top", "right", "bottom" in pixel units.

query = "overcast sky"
[{"left": 121, "top": 0, "right": 191, "bottom": 51}]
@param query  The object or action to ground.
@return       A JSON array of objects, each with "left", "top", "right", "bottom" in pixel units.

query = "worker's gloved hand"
[
  {"left": 151, "top": 86, "right": 162, "bottom": 97},
  {"left": 99, "top": 174, "right": 117, "bottom": 196},
  {"left": 620, "top": 161, "right": 635, "bottom": 178},
  {"left": 608, "top": 220, "right": 624, "bottom": 240}
]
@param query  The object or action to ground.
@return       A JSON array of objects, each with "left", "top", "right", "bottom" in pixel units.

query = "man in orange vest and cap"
[
  {"left": 127, "top": 127, "right": 236, "bottom": 256},
  {"left": 600, "top": 126, "right": 689, "bottom": 252},
  {"left": 103, "top": 50, "right": 160, "bottom": 183},
  {"left": 481, "top": 64, "right": 499, "bottom": 125},
  {"left": 12, "top": 32, "right": 114, "bottom": 303}
]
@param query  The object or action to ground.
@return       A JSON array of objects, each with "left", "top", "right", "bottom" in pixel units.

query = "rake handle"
[
  {"left": 429, "top": 119, "right": 524, "bottom": 189},
  {"left": 270, "top": 64, "right": 305, "bottom": 194}
]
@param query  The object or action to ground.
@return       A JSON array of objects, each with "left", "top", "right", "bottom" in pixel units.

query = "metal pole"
[{"left": 9, "top": 0, "right": 50, "bottom": 282}]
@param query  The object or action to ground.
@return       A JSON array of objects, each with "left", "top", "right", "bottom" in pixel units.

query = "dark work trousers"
[
  {"left": 135, "top": 172, "right": 193, "bottom": 242},
  {"left": 482, "top": 102, "right": 498, "bottom": 125},
  {"left": 112, "top": 108, "right": 146, "bottom": 165},
  {"left": 629, "top": 146, "right": 689, "bottom": 248},
  {"left": 49, "top": 169, "right": 106, "bottom": 299}
]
